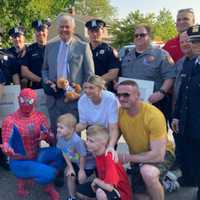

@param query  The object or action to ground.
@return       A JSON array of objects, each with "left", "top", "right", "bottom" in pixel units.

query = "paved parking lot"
[{"left": 0, "top": 142, "right": 197, "bottom": 200}]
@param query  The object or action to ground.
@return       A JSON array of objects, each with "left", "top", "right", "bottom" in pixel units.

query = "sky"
[{"left": 110, "top": 0, "right": 200, "bottom": 22}]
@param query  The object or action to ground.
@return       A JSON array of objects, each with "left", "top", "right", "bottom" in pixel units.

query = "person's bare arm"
[
  {"left": 108, "top": 123, "right": 119, "bottom": 148},
  {"left": 123, "top": 138, "right": 166, "bottom": 163},
  {"left": 148, "top": 79, "right": 174, "bottom": 104},
  {"left": 76, "top": 122, "right": 88, "bottom": 133},
  {"left": 21, "top": 65, "right": 41, "bottom": 82},
  {"left": 91, "top": 178, "right": 114, "bottom": 192},
  {"left": 102, "top": 68, "right": 119, "bottom": 82},
  {"left": 12, "top": 74, "right": 20, "bottom": 85}
]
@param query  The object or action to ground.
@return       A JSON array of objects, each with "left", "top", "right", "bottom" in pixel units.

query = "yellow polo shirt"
[{"left": 119, "top": 102, "right": 174, "bottom": 155}]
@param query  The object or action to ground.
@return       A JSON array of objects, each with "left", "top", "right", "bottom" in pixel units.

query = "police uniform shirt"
[
  {"left": 21, "top": 43, "right": 45, "bottom": 89},
  {"left": 7, "top": 46, "right": 26, "bottom": 75},
  {"left": 174, "top": 57, "right": 200, "bottom": 137},
  {"left": 91, "top": 42, "right": 120, "bottom": 76},
  {"left": 121, "top": 45, "right": 175, "bottom": 91},
  {"left": 0, "top": 49, "right": 18, "bottom": 84}
]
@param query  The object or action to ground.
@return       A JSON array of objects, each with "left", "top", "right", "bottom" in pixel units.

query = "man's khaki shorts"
[{"left": 130, "top": 151, "right": 175, "bottom": 193}]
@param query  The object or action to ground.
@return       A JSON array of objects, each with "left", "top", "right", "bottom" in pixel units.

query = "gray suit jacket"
[
  {"left": 42, "top": 37, "right": 94, "bottom": 111},
  {"left": 42, "top": 37, "right": 94, "bottom": 85}
]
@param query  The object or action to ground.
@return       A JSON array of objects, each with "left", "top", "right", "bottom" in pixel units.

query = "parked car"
[{"left": 118, "top": 41, "right": 164, "bottom": 61}]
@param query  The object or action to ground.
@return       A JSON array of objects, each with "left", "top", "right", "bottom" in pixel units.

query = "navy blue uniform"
[
  {"left": 91, "top": 42, "right": 120, "bottom": 91},
  {"left": 7, "top": 46, "right": 26, "bottom": 77},
  {"left": 174, "top": 57, "right": 200, "bottom": 188},
  {"left": 0, "top": 49, "right": 18, "bottom": 84},
  {"left": 91, "top": 42, "right": 120, "bottom": 76},
  {"left": 0, "top": 49, "right": 19, "bottom": 171},
  {"left": 21, "top": 43, "right": 45, "bottom": 89}
]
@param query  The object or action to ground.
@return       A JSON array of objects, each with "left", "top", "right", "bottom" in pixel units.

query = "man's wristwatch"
[{"left": 158, "top": 88, "right": 167, "bottom": 96}]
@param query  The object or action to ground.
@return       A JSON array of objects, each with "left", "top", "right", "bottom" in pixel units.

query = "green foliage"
[
  {"left": 111, "top": 9, "right": 177, "bottom": 48},
  {"left": 0, "top": 0, "right": 71, "bottom": 47},
  {"left": 153, "top": 8, "right": 177, "bottom": 41},
  {"left": 74, "top": 0, "right": 117, "bottom": 21},
  {"left": 0, "top": 0, "right": 116, "bottom": 47}
]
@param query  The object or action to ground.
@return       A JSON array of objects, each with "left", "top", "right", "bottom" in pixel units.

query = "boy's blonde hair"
[
  {"left": 57, "top": 113, "right": 77, "bottom": 128},
  {"left": 86, "top": 125, "right": 109, "bottom": 142}
]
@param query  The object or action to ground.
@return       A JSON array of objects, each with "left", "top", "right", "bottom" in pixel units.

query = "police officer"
[
  {"left": 21, "top": 19, "right": 50, "bottom": 89},
  {"left": 172, "top": 25, "right": 200, "bottom": 199},
  {"left": 85, "top": 19, "right": 120, "bottom": 91},
  {"left": 121, "top": 24, "right": 175, "bottom": 121},
  {"left": 0, "top": 43, "right": 20, "bottom": 170},
  {"left": 0, "top": 49, "right": 19, "bottom": 85},
  {"left": 7, "top": 26, "right": 26, "bottom": 86}
]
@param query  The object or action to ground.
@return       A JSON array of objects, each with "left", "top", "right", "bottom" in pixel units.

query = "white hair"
[{"left": 56, "top": 13, "right": 75, "bottom": 29}]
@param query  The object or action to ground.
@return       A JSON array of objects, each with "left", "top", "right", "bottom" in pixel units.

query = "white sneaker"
[{"left": 162, "top": 171, "right": 180, "bottom": 192}]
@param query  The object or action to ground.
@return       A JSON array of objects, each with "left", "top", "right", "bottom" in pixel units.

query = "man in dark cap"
[
  {"left": 172, "top": 25, "right": 200, "bottom": 199},
  {"left": 0, "top": 29, "right": 24, "bottom": 170},
  {"left": 7, "top": 26, "right": 27, "bottom": 86},
  {"left": 21, "top": 19, "right": 51, "bottom": 89},
  {"left": 85, "top": 19, "right": 120, "bottom": 91}
]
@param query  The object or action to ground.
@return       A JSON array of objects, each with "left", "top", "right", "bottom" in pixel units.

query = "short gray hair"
[{"left": 56, "top": 13, "right": 75, "bottom": 29}]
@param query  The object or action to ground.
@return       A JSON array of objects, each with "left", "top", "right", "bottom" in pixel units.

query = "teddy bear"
[{"left": 57, "top": 77, "right": 81, "bottom": 102}]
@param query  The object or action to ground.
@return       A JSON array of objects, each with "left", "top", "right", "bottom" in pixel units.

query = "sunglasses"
[
  {"left": 116, "top": 93, "right": 131, "bottom": 98},
  {"left": 134, "top": 33, "right": 148, "bottom": 38}
]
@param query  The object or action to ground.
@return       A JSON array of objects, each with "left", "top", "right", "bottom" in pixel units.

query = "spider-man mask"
[{"left": 18, "top": 88, "right": 37, "bottom": 114}]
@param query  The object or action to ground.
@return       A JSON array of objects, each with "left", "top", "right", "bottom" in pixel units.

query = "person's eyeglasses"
[
  {"left": 134, "top": 33, "right": 148, "bottom": 38},
  {"left": 116, "top": 93, "right": 131, "bottom": 98}
]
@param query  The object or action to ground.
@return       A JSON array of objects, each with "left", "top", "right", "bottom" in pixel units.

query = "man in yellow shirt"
[{"left": 117, "top": 80, "right": 175, "bottom": 200}]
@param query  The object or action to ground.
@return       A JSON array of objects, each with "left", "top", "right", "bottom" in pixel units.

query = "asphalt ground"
[{"left": 0, "top": 142, "right": 197, "bottom": 200}]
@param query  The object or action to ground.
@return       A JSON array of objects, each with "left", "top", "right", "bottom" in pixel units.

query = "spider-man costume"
[{"left": 1, "top": 88, "right": 65, "bottom": 200}]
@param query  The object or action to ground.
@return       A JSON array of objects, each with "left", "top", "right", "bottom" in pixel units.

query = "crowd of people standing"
[{"left": 0, "top": 7, "right": 200, "bottom": 200}]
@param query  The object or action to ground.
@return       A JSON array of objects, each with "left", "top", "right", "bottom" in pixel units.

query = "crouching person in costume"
[{"left": 1, "top": 88, "right": 65, "bottom": 200}]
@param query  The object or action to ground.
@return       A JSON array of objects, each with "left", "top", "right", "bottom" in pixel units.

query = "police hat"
[
  {"left": 85, "top": 19, "right": 106, "bottom": 30},
  {"left": 32, "top": 19, "right": 51, "bottom": 31},
  {"left": 187, "top": 25, "right": 200, "bottom": 42},
  {"left": 8, "top": 27, "right": 25, "bottom": 38}
]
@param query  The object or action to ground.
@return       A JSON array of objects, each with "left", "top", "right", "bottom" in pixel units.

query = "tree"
[
  {"left": 0, "top": 0, "right": 116, "bottom": 47},
  {"left": 110, "top": 9, "right": 176, "bottom": 48},
  {"left": 0, "top": 0, "right": 71, "bottom": 47},
  {"left": 153, "top": 8, "right": 176, "bottom": 42},
  {"left": 74, "top": 0, "right": 117, "bottom": 21}
]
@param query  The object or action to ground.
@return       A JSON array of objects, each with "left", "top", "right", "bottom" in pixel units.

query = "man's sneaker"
[{"left": 162, "top": 171, "right": 180, "bottom": 192}]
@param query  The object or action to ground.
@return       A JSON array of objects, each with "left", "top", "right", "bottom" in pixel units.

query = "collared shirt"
[
  {"left": 57, "top": 40, "right": 71, "bottom": 80},
  {"left": 163, "top": 35, "right": 183, "bottom": 63},
  {"left": 121, "top": 45, "right": 175, "bottom": 91}
]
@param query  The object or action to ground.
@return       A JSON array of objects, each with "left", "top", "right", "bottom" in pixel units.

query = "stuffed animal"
[{"left": 57, "top": 78, "right": 81, "bottom": 102}]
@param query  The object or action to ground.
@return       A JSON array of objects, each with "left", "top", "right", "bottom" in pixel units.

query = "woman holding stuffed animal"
[{"left": 76, "top": 75, "right": 119, "bottom": 158}]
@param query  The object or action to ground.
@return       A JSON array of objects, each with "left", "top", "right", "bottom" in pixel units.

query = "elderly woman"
[{"left": 76, "top": 75, "right": 119, "bottom": 153}]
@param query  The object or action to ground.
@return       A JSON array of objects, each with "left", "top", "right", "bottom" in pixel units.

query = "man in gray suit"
[{"left": 42, "top": 14, "right": 94, "bottom": 133}]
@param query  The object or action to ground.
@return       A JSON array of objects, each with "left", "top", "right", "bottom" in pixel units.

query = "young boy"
[
  {"left": 76, "top": 125, "right": 132, "bottom": 200},
  {"left": 56, "top": 113, "right": 95, "bottom": 200}
]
